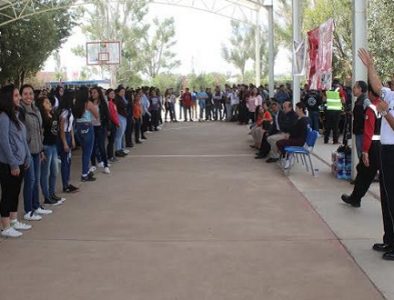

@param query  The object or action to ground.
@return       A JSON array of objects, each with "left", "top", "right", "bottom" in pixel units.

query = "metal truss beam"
[
  {"left": 0, "top": 0, "right": 264, "bottom": 27},
  {"left": 0, "top": 0, "right": 77, "bottom": 27}
]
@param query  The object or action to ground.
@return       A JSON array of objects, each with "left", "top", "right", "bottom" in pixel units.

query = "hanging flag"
[{"left": 307, "top": 18, "right": 335, "bottom": 90}]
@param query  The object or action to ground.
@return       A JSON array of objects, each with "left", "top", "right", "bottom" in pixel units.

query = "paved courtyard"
[{"left": 0, "top": 122, "right": 384, "bottom": 300}]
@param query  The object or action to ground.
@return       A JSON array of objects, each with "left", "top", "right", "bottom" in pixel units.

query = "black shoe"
[
  {"left": 382, "top": 250, "right": 394, "bottom": 260},
  {"left": 44, "top": 197, "right": 57, "bottom": 205},
  {"left": 373, "top": 243, "right": 393, "bottom": 252},
  {"left": 341, "top": 194, "right": 360, "bottom": 207},
  {"left": 51, "top": 194, "right": 65, "bottom": 202},
  {"left": 63, "top": 184, "right": 79, "bottom": 193},
  {"left": 81, "top": 175, "right": 96, "bottom": 182},
  {"left": 115, "top": 151, "right": 126, "bottom": 157},
  {"left": 136, "top": 141, "right": 142, "bottom": 144},
  {"left": 120, "top": 150, "right": 129, "bottom": 156},
  {"left": 266, "top": 158, "right": 279, "bottom": 163}
]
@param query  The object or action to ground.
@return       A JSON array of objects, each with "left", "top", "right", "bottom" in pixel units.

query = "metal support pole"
[
  {"left": 265, "top": 2, "right": 274, "bottom": 97},
  {"left": 351, "top": 0, "right": 368, "bottom": 179},
  {"left": 292, "top": 0, "right": 301, "bottom": 107},
  {"left": 255, "top": 8, "right": 261, "bottom": 86}
]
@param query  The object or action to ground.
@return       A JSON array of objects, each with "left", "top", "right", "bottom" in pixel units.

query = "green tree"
[
  {"left": 149, "top": 73, "right": 181, "bottom": 94},
  {"left": 368, "top": 0, "right": 394, "bottom": 79},
  {"left": 221, "top": 20, "right": 254, "bottom": 82},
  {"left": 141, "top": 17, "right": 180, "bottom": 79},
  {"left": 76, "top": 0, "right": 149, "bottom": 86},
  {"left": 0, "top": 0, "right": 75, "bottom": 86}
]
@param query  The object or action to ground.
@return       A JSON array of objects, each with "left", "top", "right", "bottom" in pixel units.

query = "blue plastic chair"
[{"left": 283, "top": 128, "right": 319, "bottom": 176}]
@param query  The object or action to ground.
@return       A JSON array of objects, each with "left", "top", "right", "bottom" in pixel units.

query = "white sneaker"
[
  {"left": 11, "top": 220, "right": 32, "bottom": 231},
  {"left": 24, "top": 212, "right": 42, "bottom": 221},
  {"left": 141, "top": 137, "right": 147, "bottom": 141},
  {"left": 103, "top": 167, "right": 110, "bottom": 174},
  {"left": 89, "top": 166, "right": 97, "bottom": 173},
  {"left": 35, "top": 207, "right": 53, "bottom": 215},
  {"left": 1, "top": 227, "right": 23, "bottom": 238},
  {"left": 98, "top": 162, "right": 104, "bottom": 168},
  {"left": 123, "top": 149, "right": 130, "bottom": 154},
  {"left": 284, "top": 159, "right": 291, "bottom": 169}
]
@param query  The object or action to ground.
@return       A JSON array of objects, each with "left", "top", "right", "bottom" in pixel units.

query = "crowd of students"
[
  {"left": 0, "top": 79, "right": 365, "bottom": 239},
  {"left": 0, "top": 84, "right": 165, "bottom": 238}
]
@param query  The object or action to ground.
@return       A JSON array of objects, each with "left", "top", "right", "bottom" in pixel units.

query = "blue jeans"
[
  {"left": 75, "top": 122, "right": 94, "bottom": 176},
  {"left": 58, "top": 132, "right": 72, "bottom": 190},
  {"left": 115, "top": 115, "right": 127, "bottom": 151},
  {"left": 40, "top": 144, "right": 58, "bottom": 199},
  {"left": 24, "top": 153, "right": 41, "bottom": 213},
  {"left": 309, "top": 111, "right": 320, "bottom": 131},
  {"left": 355, "top": 134, "right": 363, "bottom": 158}
]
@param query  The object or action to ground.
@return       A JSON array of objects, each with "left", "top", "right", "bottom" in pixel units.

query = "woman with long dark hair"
[
  {"left": 52, "top": 85, "right": 64, "bottom": 110},
  {"left": 114, "top": 86, "right": 128, "bottom": 157},
  {"left": 90, "top": 87, "right": 110, "bottom": 174},
  {"left": 58, "top": 89, "right": 79, "bottom": 193},
  {"left": 36, "top": 96, "right": 65, "bottom": 205},
  {"left": 73, "top": 86, "right": 99, "bottom": 181},
  {"left": 0, "top": 85, "right": 32, "bottom": 237},
  {"left": 106, "top": 88, "right": 120, "bottom": 162},
  {"left": 20, "top": 84, "right": 52, "bottom": 221}
]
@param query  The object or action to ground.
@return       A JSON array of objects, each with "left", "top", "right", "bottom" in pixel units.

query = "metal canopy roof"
[{"left": 0, "top": 0, "right": 269, "bottom": 27}]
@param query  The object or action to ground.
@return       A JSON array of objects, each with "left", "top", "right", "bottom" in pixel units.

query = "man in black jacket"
[
  {"left": 352, "top": 80, "right": 369, "bottom": 158},
  {"left": 266, "top": 101, "right": 298, "bottom": 162}
]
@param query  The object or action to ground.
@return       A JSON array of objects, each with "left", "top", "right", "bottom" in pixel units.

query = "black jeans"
[
  {"left": 380, "top": 145, "right": 394, "bottom": 245},
  {"left": 91, "top": 126, "right": 108, "bottom": 168},
  {"left": 0, "top": 163, "right": 25, "bottom": 218},
  {"left": 324, "top": 110, "right": 341, "bottom": 143},
  {"left": 107, "top": 125, "right": 117, "bottom": 159},
  {"left": 134, "top": 118, "right": 141, "bottom": 142},
  {"left": 183, "top": 107, "right": 192, "bottom": 121},
  {"left": 125, "top": 116, "right": 134, "bottom": 147},
  {"left": 350, "top": 141, "right": 380, "bottom": 203},
  {"left": 151, "top": 110, "right": 159, "bottom": 129}
]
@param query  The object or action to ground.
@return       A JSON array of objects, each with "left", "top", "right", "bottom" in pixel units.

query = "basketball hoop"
[{"left": 86, "top": 41, "right": 121, "bottom": 66}]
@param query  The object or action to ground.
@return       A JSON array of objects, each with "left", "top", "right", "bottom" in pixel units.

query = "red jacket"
[
  {"left": 182, "top": 92, "right": 192, "bottom": 108},
  {"left": 362, "top": 97, "right": 380, "bottom": 153},
  {"left": 108, "top": 99, "right": 120, "bottom": 127}
]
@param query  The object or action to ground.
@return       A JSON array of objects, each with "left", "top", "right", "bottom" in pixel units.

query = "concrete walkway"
[{"left": 0, "top": 122, "right": 383, "bottom": 300}]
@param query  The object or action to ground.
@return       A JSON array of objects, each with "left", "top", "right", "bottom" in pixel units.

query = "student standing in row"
[
  {"left": 73, "top": 86, "right": 99, "bottom": 182},
  {"left": 58, "top": 90, "right": 79, "bottom": 193},
  {"left": 36, "top": 96, "right": 65, "bottom": 205},
  {"left": 0, "top": 85, "right": 32, "bottom": 237},
  {"left": 20, "top": 84, "right": 52, "bottom": 221}
]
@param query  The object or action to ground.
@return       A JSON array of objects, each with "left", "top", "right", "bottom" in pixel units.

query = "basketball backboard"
[{"left": 86, "top": 41, "right": 121, "bottom": 66}]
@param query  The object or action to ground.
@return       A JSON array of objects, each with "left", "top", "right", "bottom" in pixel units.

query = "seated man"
[
  {"left": 275, "top": 102, "right": 310, "bottom": 169},
  {"left": 266, "top": 101, "right": 298, "bottom": 163}
]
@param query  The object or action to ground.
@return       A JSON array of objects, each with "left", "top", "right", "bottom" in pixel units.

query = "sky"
[{"left": 43, "top": 2, "right": 291, "bottom": 81}]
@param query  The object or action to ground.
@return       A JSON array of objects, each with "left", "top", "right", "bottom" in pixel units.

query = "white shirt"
[
  {"left": 380, "top": 87, "right": 394, "bottom": 145},
  {"left": 230, "top": 92, "right": 240, "bottom": 106},
  {"left": 60, "top": 109, "right": 74, "bottom": 132}
]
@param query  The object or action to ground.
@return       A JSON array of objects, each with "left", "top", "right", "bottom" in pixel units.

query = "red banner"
[{"left": 307, "top": 19, "right": 335, "bottom": 90}]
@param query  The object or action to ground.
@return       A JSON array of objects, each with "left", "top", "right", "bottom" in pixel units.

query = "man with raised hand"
[{"left": 359, "top": 48, "right": 394, "bottom": 260}]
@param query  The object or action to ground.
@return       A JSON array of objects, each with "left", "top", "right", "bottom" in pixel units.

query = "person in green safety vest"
[{"left": 323, "top": 79, "right": 346, "bottom": 144}]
